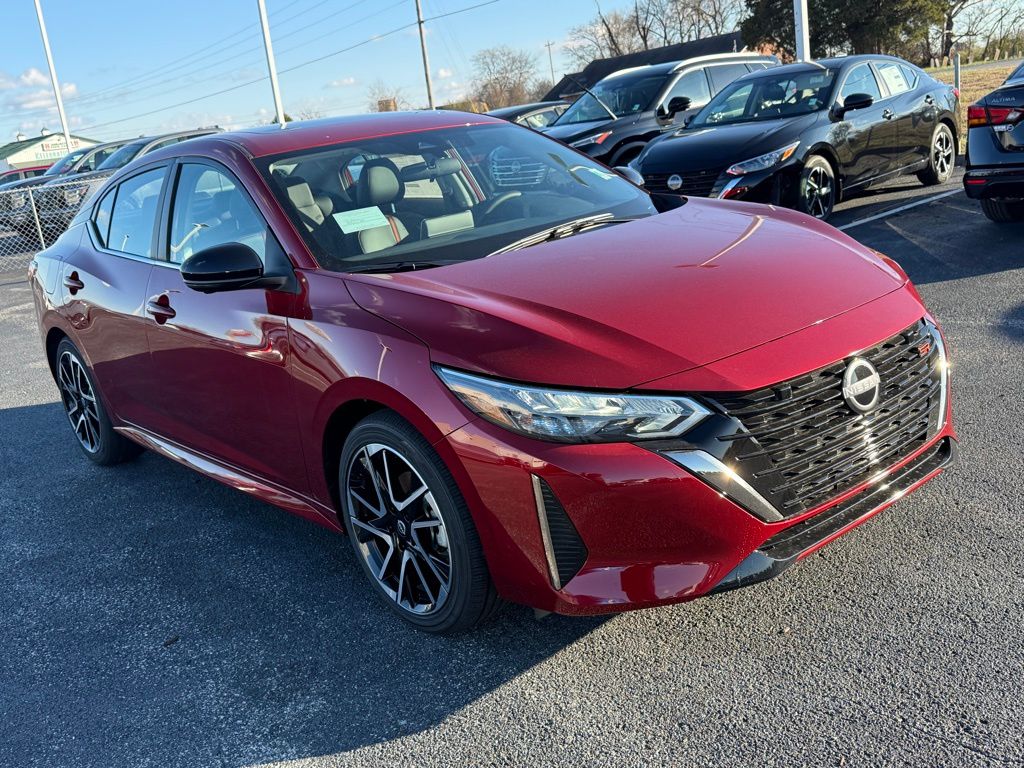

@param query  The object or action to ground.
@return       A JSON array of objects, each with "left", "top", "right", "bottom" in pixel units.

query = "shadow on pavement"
[{"left": 0, "top": 402, "right": 607, "bottom": 767}]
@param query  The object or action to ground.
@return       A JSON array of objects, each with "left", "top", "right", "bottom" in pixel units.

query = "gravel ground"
[{"left": 0, "top": 185, "right": 1021, "bottom": 767}]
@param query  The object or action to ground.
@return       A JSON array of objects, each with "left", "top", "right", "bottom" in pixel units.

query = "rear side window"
[
  {"left": 840, "top": 63, "right": 882, "bottom": 103},
  {"left": 899, "top": 64, "right": 920, "bottom": 89},
  {"left": 747, "top": 62, "right": 770, "bottom": 72},
  {"left": 663, "top": 69, "right": 711, "bottom": 109},
  {"left": 707, "top": 63, "right": 750, "bottom": 93},
  {"left": 106, "top": 168, "right": 166, "bottom": 258},
  {"left": 876, "top": 61, "right": 912, "bottom": 96}
]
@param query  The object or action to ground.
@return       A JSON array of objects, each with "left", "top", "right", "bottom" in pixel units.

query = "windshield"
[
  {"left": 43, "top": 150, "right": 88, "bottom": 176},
  {"left": 258, "top": 122, "right": 656, "bottom": 273},
  {"left": 690, "top": 68, "right": 838, "bottom": 127},
  {"left": 98, "top": 141, "right": 146, "bottom": 170},
  {"left": 553, "top": 72, "right": 666, "bottom": 125}
]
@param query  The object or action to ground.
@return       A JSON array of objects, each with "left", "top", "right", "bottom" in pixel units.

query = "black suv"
[
  {"left": 541, "top": 53, "right": 777, "bottom": 167},
  {"left": 964, "top": 62, "right": 1024, "bottom": 222}
]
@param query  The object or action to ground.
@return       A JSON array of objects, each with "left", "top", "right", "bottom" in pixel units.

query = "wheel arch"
[
  {"left": 804, "top": 143, "right": 843, "bottom": 200},
  {"left": 939, "top": 113, "right": 959, "bottom": 153},
  {"left": 44, "top": 326, "right": 70, "bottom": 380}
]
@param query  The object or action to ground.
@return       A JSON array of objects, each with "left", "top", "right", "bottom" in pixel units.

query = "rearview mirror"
[
  {"left": 614, "top": 166, "right": 645, "bottom": 186},
  {"left": 835, "top": 92, "right": 874, "bottom": 118},
  {"left": 181, "top": 243, "right": 274, "bottom": 293}
]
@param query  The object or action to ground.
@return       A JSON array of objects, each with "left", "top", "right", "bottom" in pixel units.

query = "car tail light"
[
  {"left": 953, "top": 87, "right": 960, "bottom": 100},
  {"left": 968, "top": 104, "right": 1023, "bottom": 127}
]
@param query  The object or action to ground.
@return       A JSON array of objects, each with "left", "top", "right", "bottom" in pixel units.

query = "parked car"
[
  {"left": 963, "top": 61, "right": 1024, "bottom": 222},
  {"left": 0, "top": 165, "right": 51, "bottom": 186},
  {"left": 32, "top": 128, "right": 221, "bottom": 237},
  {"left": 31, "top": 112, "right": 955, "bottom": 633},
  {"left": 486, "top": 101, "right": 568, "bottom": 129},
  {"left": 634, "top": 55, "right": 960, "bottom": 220},
  {"left": 541, "top": 53, "right": 778, "bottom": 166}
]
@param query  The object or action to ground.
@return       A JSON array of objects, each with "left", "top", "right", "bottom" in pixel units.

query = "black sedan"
[
  {"left": 634, "top": 55, "right": 960, "bottom": 220},
  {"left": 964, "top": 61, "right": 1024, "bottom": 223},
  {"left": 486, "top": 101, "right": 568, "bottom": 129}
]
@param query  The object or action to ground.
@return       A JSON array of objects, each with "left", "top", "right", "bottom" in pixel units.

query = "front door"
[
  {"left": 143, "top": 160, "right": 308, "bottom": 493},
  {"left": 875, "top": 60, "right": 936, "bottom": 169},
  {"left": 832, "top": 62, "right": 893, "bottom": 187}
]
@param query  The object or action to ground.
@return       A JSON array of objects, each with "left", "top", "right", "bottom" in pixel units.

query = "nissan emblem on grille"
[
  {"left": 667, "top": 174, "right": 683, "bottom": 190},
  {"left": 842, "top": 357, "right": 882, "bottom": 414}
]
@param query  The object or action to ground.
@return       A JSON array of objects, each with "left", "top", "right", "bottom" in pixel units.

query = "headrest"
[
  {"left": 356, "top": 158, "right": 404, "bottom": 207},
  {"left": 400, "top": 157, "right": 461, "bottom": 182},
  {"left": 763, "top": 83, "right": 786, "bottom": 102}
]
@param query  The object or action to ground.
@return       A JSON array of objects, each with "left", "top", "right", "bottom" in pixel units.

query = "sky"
[{"left": 0, "top": 0, "right": 600, "bottom": 145}]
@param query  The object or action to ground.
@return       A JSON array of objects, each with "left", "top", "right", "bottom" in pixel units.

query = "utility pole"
[
  {"left": 256, "top": 0, "right": 286, "bottom": 126},
  {"left": 32, "top": 0, "right": 72, "bottom": 154},
  {"left": 793, "top": 0, "right": 811, "bottom": 62},
  {"left": 415, "top": 0, "right": 435, "bottom": 109},
  {"left": 545, "top": 41, "right": 556, "bottom": 84}
]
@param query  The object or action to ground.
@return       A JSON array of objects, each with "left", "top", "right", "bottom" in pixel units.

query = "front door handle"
[
  {"left": 63, "top": 271, "right": 84, "bottom": 294},
  {"left": 146, "top": 294, "right": 176, "bottom": 324},
  {"left": 882, "top": 108, "right": 894, "bottom": 120}
]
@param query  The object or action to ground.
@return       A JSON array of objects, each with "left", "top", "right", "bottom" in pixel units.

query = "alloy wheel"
[
  {"left": 933, "top": 130, "right": 953, "bottom": 178},
  {"left": 346, "top": 443, "right": 452, "bottom": 615},
  {"left": 57, "top": 350, "right": 101, "bottom": 454},
  {"left": 804, "top": 165, "right": 834, "bottom": 219}
]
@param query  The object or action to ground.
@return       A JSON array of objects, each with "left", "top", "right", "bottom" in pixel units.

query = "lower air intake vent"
[{"left": 531, "top": 476, "right": 588, "bottom": 589}]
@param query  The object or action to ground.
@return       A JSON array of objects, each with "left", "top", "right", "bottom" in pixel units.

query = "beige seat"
[{"left": 355, "top": 159, "right": 411, "bottom": 254}]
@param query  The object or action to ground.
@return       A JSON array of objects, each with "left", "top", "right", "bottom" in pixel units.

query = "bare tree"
[
  {"left": 470, "top": 46, "right": 539, "bottom": 109},
  {"left": 366, "top": 79, "right": 411, "bottom": 112}
]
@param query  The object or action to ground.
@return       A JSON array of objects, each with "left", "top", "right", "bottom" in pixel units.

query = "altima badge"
[{"left": 842, "top": 357, "right": 882, "bottom": 414}]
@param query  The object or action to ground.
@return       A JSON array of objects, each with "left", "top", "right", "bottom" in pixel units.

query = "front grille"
[
  {"left": 490, "top": 153, "right": 548, "bottom": 188},
  {"left": 644, "top": 168, "right": 722, "bottom": 196},
  {"left": 710, "top": 321, "right": 944, "bottom": 518}
]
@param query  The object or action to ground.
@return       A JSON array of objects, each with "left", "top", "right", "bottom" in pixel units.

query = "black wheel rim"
[
  {"left": 57, "top": 350, "right": 101, "bottom": 454},
  {"left": 804, "top": 165, "right": 834, "bottom": 219},
  {"left": 933, "top": 130, "right": 953, "bottom": 178},
  {"left": 346, "top": 444, "right": 452, "bottom": 615}
]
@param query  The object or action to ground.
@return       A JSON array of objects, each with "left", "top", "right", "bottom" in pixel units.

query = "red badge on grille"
[{"left": 917, "top": 341, "right": 932, "bottom": 357}]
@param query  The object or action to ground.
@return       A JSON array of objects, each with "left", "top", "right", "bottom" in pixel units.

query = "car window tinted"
[
  {"left": 169, "top": 164, "right": 269, "bottom": 264},
  {"left": 899, "top": 64, "right": 920, "bottom": 89},
  {"left": 692, "top": 68, "right": 837, "bottom": 126},
  {"left": 876, "top": 61, "right": 912, "bottom": 95},
  {"left": 98, "top": 142, "right": 146, "bottom": 170},
  {"left": 707, "top": 63, "right": 750, "bottom": 93},
  {"left": 664, "top": 69, "right": 711, "bottom": 109},
  {"left": 106, "top": 168, "right": 166, "bottom": 258},
  {"left": 840, "top": 63, "right": 882, "bottom": 103},
  {"left": 93, "top": 189, "right": 115, "bottom": 247},
  {"left": 44, "top": 150, "right": 88, "bottom": 176},
  {"left": 523, "top": 109, "right": 559, "bottom": 128}
]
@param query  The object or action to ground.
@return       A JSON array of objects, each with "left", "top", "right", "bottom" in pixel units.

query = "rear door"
[
  {"left": 142, "top": 159, "right": 308, "bottom": 491},
  {"left": 833, "top": 62, "right": 893, "bottom": 186},
  {"left": 874, "top": 60, "right": 935, "bottom": 169}
]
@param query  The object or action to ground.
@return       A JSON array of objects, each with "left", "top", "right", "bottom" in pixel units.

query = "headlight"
[
  {"left": 569, "top": 131, "right": 613, "bottom": 149},
  {"left": 435, "top": 366, "right": 711, "bottom": 443},
  {"left": 725, "top": 141, "right": 800, "bottom": 176}
]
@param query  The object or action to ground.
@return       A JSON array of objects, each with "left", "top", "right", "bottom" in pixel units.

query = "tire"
[
  {"left": 980, "top": 198, "right": 1024, "bottom": 223},
  {"left": 54, "top": 339, "right": 142, "bottom": 466},
  {"left": 338, "top": 411, "right": 502, "bottom": 634},
  {"left": 611, "top": 145, "right": 643, "bottom": 167},
  {"left": 917, "top": 123, "right": 956, "bottom": 186},
  {"left": 796, "top": 155, "right": 836, "bottom": 220}
]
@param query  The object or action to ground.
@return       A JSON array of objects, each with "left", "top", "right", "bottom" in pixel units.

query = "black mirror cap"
[
  {"left": 614, "top": 166, "right": 645, "bottom": 187},
  {"left": 181, "top": 242, "right": 268, "bottom": 294},
  {"left": 667, "top": 96, "right": 692, "bottom": 115},
  {"left": 837, "top": 92, "right": 874, "bottom": 117}
]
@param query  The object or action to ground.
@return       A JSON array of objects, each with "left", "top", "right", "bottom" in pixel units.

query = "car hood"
[
  {"left": 0, "top": 175, "right": 56, "bottom": 192},
  {"left": 542, "top": 117, "right": 618, "bottom": 143},
  {"left": 639, "top": 113, "right": 820, "bottom": 174},
  {"left": 344, "top": 198, "right": 909, "bottom": 390}
]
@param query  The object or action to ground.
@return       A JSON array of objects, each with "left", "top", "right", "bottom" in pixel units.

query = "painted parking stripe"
[{"left": 837, "top": 188, "right": 964, "bottom": 231}]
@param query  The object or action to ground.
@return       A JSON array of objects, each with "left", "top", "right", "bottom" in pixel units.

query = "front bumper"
[{"left": 963, "top": 166, "right": 1024, "bottom": 199}]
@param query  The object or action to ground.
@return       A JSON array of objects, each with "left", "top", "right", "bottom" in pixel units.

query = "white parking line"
[{"left": 837, "top": 188, "right": 964, "bottom": 231}]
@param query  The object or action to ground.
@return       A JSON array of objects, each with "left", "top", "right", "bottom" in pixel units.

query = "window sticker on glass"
[{"left": 333, "top": 206, "right": 390, "bottom": 234}]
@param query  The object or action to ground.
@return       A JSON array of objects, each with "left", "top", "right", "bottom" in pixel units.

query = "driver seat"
[{"left": 356, "top": 159, "right": 411, "bottom": 254}]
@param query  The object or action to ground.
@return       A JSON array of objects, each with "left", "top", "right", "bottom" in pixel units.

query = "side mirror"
[
  {"left": 614, "top": 166, "right": 645, "bottom": 186},
  {"left": 657, "top": 96, "right": 692, "bottom": 125},
  {"left": 181, "top": 243, "right": 270, "bottom": 293},
  {"left": 834, "top": 92, "right": 874, "bottom": 119}
]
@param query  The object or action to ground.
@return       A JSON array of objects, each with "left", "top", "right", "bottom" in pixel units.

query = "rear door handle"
[
  {"left": 63, "top": 272, "right": 84, "bottom": 294},
  {"left": 924, "top": 94, "right": 935, "bottom": 105},
  {"left": 146, "top": 294, "right": 176, "bottom": 324},
  {"left": 882, "top": 109, "right": 894, "bottom": 120}
]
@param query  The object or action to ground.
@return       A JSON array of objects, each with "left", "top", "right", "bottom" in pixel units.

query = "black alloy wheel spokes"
[
  {"left": 805, "top": 165, "right": 834, "bottom": 219},
  {"left": 57, "top": 350, "right": 101, "bottom": 453},
  {"left": 346, "top": 443, "right": 452, "bottom": 615}
]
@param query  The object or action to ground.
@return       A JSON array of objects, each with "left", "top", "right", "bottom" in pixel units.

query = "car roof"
[
  {"left": 739, "top": 54, "right": 915, "bottom": 79},
  {"left": 599, "top": 52, "right": 776, "bottom": 82},
  {"left": 182, "top": 111, "right": 501, "bottom": 159}
]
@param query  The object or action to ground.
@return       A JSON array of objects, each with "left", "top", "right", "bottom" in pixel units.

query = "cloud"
[
  {"left": 19, "top": 67, "right": 50, "bottom": 87},
  {"left": 0, "top": 72, "right": 15, "bottom": 90},
  {"left": 327, "top": 77, "right": 357, "bottom": 88},
  {"left": 438, "top": 67, "right": 453, "bottom": 79}
]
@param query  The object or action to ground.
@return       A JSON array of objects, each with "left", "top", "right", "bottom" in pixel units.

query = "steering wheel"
[{"left": 482, "top": 191, "right": 522, "bottom": 219}]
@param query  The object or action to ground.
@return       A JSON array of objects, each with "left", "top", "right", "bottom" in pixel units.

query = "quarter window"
[
  {"left": 106, "top": 168, "right": 166, "bottom": 258},
  {"left": 663, "top": 69, "right": 711, "bottom": 110},
  {"left": 840, "top": 63, "right": 882, "bottom": 103},
  {"left": 169, "top": 164, "right": 269, "bottom": 264},
  {"left": 93, "top": 189, "right": 115, "bottom": 247}
]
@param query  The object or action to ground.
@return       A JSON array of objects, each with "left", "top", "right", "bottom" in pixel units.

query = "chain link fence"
[{"left": 0, "top": 172, "right": 112, "bottom": 273}]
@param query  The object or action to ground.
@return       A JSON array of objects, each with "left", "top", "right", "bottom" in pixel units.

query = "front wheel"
[
  {"left": 917, "top": 123, "right": 956, "bottom": 186},
  {"left": 980, "top": 198, "right": 1024, "bottom": 223},
  {"left": 796, "top": 155, "right": 836, "bottom": 220},
  {"left": 339, "top": 411, "right": 501, "bottom": 633}
]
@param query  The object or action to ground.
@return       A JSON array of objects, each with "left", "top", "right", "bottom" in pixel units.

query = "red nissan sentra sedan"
[{"left": 29, "top": 112, "right": 956, "bottom": 633}]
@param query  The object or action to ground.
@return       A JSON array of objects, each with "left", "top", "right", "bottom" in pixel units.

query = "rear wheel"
[
  {"left": 339, "top": 411, "right": 501, "bottom": 633},
  {"left": 796, "top": 155, "right": 836, "bottom": 220},
  {"left": 54, "top": 339, "right": 142, "bottom": 465},
  {"left": 917, "top": 123, "right": 956, "bottom": 186},
  {"left": 980, "top": 198, "right": 1024, "bottom": 223}
]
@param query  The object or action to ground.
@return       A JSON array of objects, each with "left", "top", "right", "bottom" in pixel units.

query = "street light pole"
[
  {"left": 415, "top": 0, "right": 435, "bottom": 109},
  {"left": 256, "top": 0, "right": 286, "bottom": 126},
  {"left": 545, "top": 41, "right": 556, "bottom": 84},
  {"left": 793, "top": 0, "right": 811, "bottom": 62},
  {"left": 32, "top": 0, "right": 72, "bottom": 154}
]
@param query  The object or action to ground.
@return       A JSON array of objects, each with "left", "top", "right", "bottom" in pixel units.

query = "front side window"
[
  {"left": 840, "top": 63, "right": 882, "bottom": 103},
  {"left": 106, "top": 168, "right": 166, "bottom": 258},
  {"left": 259, "top": 122, "right": 656, "bottom": 273},
  {"left": 663, "top": 69, "right": 711, "bottom": 109},
  {"left": 554, "top": 72, "right": 668, "bottom": 125},
  {"left": 169, "top": 164, "right": 269, "bottom": 264},
  {"left": 691, "top": 68, "right": 838, "bottom": 126}
]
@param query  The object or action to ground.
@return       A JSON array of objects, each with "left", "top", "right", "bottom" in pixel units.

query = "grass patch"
[{"left": 933, "top": 63, "right": 1018, "bottom": 150}]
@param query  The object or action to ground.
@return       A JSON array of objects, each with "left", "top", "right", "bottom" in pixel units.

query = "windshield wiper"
[
  {"left": 345, "top": 259, "right": 462, "bottom": 274},
  {"left": 563, "top": 75, "right": 618, "bottom": 122},
  {"left": 486, "top": 214, "right": 640, "bottom": 257}
]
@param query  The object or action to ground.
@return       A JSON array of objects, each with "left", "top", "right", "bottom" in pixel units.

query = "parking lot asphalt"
[{"left": 1, "top": 178, "right": 1022, "bottom": 768}]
